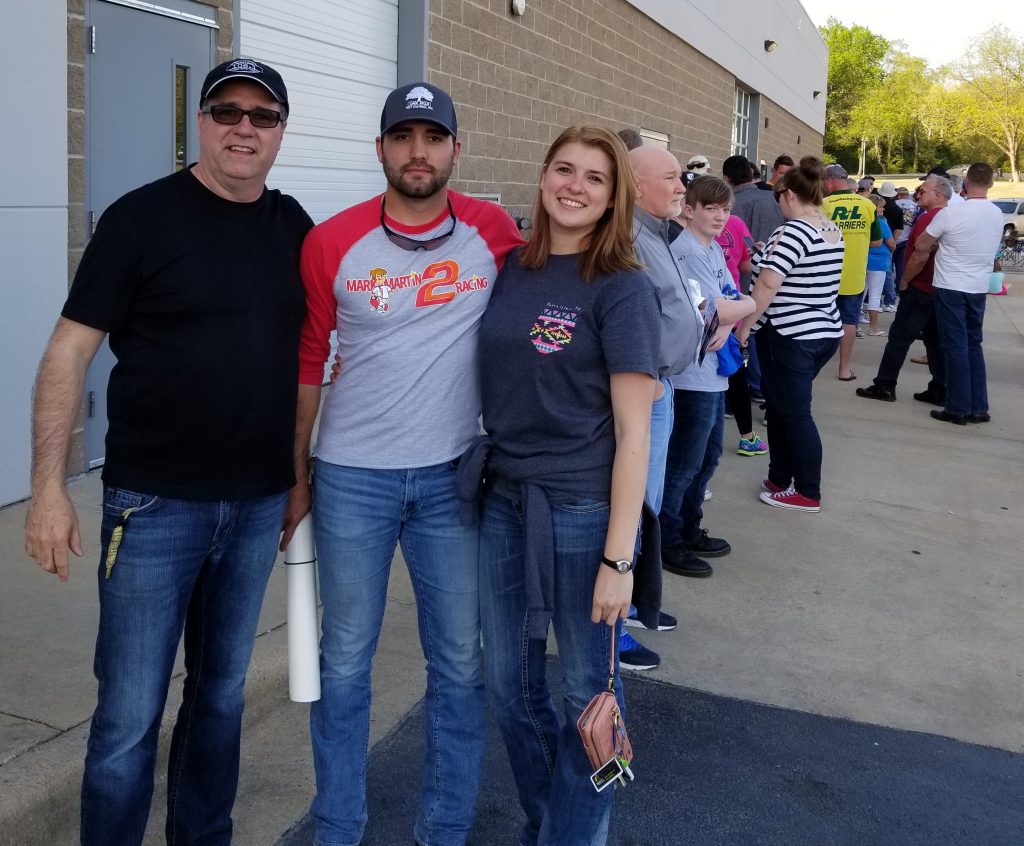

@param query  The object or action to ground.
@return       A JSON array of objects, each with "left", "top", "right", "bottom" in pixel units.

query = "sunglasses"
[
  {"left": 380, "top": 198, "right": 457, "bottom": 251},
  {"left": 202, "top": 104, "right": 283, "bottom": 128}
]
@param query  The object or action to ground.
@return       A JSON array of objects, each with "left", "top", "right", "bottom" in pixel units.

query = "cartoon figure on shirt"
[{"left": 368, "top": 267, "right": 391, "bottom": 313}]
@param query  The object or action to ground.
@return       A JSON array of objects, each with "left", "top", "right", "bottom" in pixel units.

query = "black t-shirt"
[
  {"left": 63, "top": 167, "right": 312, "bottom": 500},
  {"left": 883, "top": 197, "right": 904, "bottom": 235},
  {"left": 479, "top": 250, "right": 660, "bottom": 489}
]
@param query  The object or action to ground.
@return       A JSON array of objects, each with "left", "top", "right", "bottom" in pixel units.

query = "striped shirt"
[{"left": 752, "top": 218, "right": 845, "bottom": 339}]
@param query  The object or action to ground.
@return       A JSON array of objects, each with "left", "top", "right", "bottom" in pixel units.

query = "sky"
[{"left": 799, "top": 0, "right": 1014, "bottom": 69}]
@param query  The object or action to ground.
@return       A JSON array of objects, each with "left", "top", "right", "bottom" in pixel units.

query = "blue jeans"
[
  {"left": 479, "top": 490, "right": 621, "bottom": 846},
  {"left": 882, "top": 266, "right": 896, "bottom": 307},
  {"left": 659, "top": 390, "right": 725, "bottom": 550},
  {"left": 310, "top": 460, "right": 485, "bottom": 846},
  {"left": 646, "top": 376, "right": 675, "bottom": 513},
  {"left": 934, "top": 288, "right": 988, "bottom": 416},
  {"left": 755, "top": 325, "right": 839, "bottom": 501},
  {"left": 81, "top": 487, "right": 286, "bottom": 846}
]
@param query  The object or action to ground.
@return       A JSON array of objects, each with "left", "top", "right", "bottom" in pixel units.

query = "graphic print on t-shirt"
[
  {"left": 344, "top": 259, "right": 490, "bottom": 314},
  {"left": 531, "top": 303, "right": 579, "bottom": 354}
]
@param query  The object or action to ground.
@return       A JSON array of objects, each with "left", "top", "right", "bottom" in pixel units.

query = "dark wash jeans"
[
  {"left": 756, "top": 325, "right": 839, "bottom": 501},
  {"left": 873, "top": 285, "right": 945, "bottom": 395},
  {"left": 660, "top": 389, "right": 725, "bottom": 550},
  {"left": 934, "top": 287, "right": 988, "bottom": 416},
  {"left": 81, "top": 487, "right": 286, "bottom": 846}
]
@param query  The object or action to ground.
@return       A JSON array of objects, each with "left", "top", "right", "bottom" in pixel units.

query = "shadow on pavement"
[{"left": 278, "top": 663, "right": 1023, "bottom": 845}]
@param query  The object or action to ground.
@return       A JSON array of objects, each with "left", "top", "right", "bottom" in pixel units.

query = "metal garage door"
[{"left": 241, "top": 0, "right": 399, "bottom": 222}]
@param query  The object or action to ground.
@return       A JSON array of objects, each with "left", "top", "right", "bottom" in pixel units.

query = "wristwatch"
[{"left": 601, "top": 555, "right": 634, "bottom": 574}]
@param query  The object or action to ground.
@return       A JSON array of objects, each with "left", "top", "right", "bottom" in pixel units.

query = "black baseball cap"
[
  {"left": 920, "top": 165, "right": 951, "bottom": 180},
  {"left": 202, "top": 58, "right": 289, "bottom": 111},
  {"left": 380, "top": 82, "right": 457, "bottom": 137}
]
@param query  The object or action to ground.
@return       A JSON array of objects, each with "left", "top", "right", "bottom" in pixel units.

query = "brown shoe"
[{"left": 911, "top": 354, "right": 928, "bottom": 365}]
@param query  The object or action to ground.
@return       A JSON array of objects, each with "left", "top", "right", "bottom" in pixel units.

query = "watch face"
[{"left": 616, "top": 560, "right": 631, "bottom": 573}]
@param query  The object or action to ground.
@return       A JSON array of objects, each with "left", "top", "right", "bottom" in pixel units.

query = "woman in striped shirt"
[{"left": 737, "top": 157, "right": 844, "bottom": 512}]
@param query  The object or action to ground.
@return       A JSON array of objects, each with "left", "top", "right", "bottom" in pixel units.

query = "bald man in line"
[{"left": 630, "top": 147, "right": 717, "bottom": 575}]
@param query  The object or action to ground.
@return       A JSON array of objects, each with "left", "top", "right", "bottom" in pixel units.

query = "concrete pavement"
[{"left": 1, "top": 272, "right": 1021, "bottom": 845}]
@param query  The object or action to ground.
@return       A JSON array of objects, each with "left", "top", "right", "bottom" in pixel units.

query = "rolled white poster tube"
[{"left": 284, "top": 513, "right": 321, "bottom": 702}]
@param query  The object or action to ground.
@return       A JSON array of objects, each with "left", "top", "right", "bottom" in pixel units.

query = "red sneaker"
[
  {"left": 760, "top": 478, "right": 788, "bottom": 494},
  {"left": 759, "top": 489, "right": 820, "bottom": 512}
]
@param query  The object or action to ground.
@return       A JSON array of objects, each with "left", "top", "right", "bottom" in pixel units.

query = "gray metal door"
[{"left": 83, "top": 0, "right": 216, "bottom": 468}]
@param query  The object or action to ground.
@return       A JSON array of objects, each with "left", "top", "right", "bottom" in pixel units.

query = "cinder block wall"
[{"left": 429, "top": 0, "right": 821, "bottom": 218}]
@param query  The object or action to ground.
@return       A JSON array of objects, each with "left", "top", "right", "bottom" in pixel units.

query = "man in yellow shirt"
[{"left": 823, "top": 164, "right": 883, "bottom": 380}]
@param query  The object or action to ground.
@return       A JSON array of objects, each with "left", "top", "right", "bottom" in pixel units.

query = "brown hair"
[
  {"left": 684, "top": 175, "right": 733, "bottom": 209},
  {"left": 775, "top": 156, "right": 827, "bottom": 206},
  {"left": 520, "top": 125, "right": 642, "bottom": 282},
  {"left": 966, "top": 162, "right": 994, "bottom": 189}
]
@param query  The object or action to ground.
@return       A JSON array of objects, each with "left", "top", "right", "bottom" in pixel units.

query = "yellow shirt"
[{"left": 822, "top": 191, "right": 882, "bottom": 295}]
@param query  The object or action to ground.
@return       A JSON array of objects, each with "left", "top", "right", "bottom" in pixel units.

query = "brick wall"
[
  {"left": 758, "top": 97, "right": 820, "bottom": 171},
  {"left": 429, "top": 0, "right": 821, "bottom": 218}
]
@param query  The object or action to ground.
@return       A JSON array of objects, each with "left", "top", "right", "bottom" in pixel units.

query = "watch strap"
[{"left": 600, "top": 555, "right": 633, "bottom": 573}]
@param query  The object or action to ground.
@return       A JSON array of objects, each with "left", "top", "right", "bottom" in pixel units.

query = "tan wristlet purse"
[{"left": 576, "top": 626, "right": 634, "bottom": 791}]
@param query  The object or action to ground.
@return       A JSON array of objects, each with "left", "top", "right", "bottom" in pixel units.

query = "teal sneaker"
[{"left": 737, "top": 434, "right": 768, "bottom": 456}]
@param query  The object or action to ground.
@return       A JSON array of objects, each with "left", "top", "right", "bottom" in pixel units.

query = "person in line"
[
  {"left": 23, "top": 59, "right": 311, "bottom": 845},
  {"left": 911, "top": 162, "right": 1003, "bottom": 425},
  {"left": 755, "top": 155, "right": 794, "bottom": 191},
  {"left": 877, "top": 182, "right": 904, "bottom": 310},
  {"left": 822, "top": 163, "right": 881, "bottom": 381},
  {"left": 475, "top": 125, "right": 661, "bottom": 846},
  {"left": 863, "top": 193, "right": 897, "bottom": 337},
  {"left": 615, "top": 139, "right": 703, "bottom": 658},
  {"left": 687, "top": 154, "right": 712, "bottom": 176},
  {"left": 856, "top": 175, "right": 952, "bottom": 404},
  {"left": 892, "top": 185, "right": 918, "bottom": 289},
  {"left": 293, "top": 82, "right": 522, "bottom": 846},
  {"left": 723, "top": 154, "right": 785, "bottom": 402},
  {"left": 738, "top": 158, "right": 845, "bottom": 512},
  {"left": 714, "top": 212, "right": 768, "bottom": 456},
  {"left": 661, "top": 176, "right": 755, "bottom": 575}
]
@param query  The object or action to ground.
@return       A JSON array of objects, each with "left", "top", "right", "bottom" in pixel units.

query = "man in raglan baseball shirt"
[{"left": 290, "top": 83, "right": 522, "bottom": 846}]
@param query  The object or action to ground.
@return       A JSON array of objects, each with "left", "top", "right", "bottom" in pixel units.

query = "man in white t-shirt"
[{"left": 912, "top": 162, "right": 1003, "bottom": 424}]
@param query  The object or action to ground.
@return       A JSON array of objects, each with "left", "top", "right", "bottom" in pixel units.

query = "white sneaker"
[{"left": 704, "top": 489, "right": 712, "bottom": 501}]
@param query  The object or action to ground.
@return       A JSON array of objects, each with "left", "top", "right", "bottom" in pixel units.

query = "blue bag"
[{"left": 716, "top": 333, "right": 744, "bottom": 377}]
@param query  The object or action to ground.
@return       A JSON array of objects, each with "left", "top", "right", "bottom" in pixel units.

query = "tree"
[
  {"left": 819, "top": 19, "right": 889, "bottom": 173},
  {"left": 947, "top": 26, "right": 1024, "bottom": 181}
]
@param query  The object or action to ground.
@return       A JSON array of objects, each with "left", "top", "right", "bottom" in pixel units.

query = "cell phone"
[{"left": 742, "top": 235, "right": 756, "bottom": 251}]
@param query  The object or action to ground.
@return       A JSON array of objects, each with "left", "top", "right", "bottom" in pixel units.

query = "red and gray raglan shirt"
[{"left": 299, "top": 190, "right": 523, "bottom": 469}]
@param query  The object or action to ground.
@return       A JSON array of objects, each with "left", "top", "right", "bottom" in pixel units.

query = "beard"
[{"left": 383, "top": 155, "right": 456, "bottom": 199}]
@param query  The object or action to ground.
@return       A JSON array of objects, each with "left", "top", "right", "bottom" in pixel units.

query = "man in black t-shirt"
[{"left": 24, "top": 59, "right": 312, "bottom": 845}]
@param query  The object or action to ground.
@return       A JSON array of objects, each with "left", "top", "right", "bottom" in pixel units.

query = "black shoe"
[
  {"left": 856, "top": 384, "right": 896, "bottom": 402},
  {"left": 968, "top": 412, "right": 991, "bottom": 423},
  {"left": 930, "top": 409, "right": 967, "bottom": 425},
  {"left": 686, "top": 529, "right": 731, "bottom": 557},
  {"left": 914, "top": 390, "right": 945, "bottom": 406},
  {"left": 662, "top": 546, "right": 713, "bottom": 578}
]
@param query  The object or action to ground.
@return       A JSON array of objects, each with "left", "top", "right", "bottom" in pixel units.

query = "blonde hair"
[{"left": 520, "top": 125, "right": 642, "bottom": 282}]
